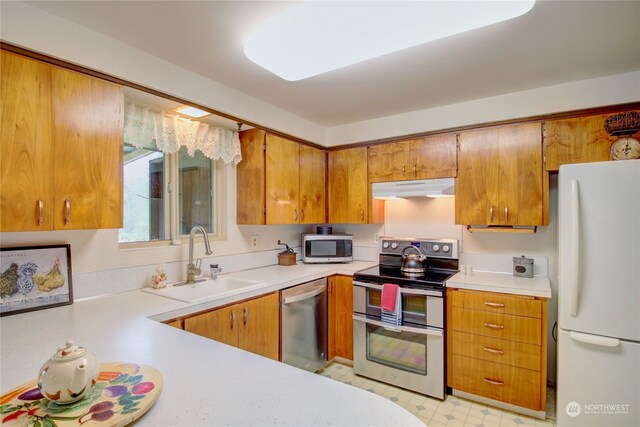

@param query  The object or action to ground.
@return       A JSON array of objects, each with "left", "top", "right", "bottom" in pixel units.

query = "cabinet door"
[
  {"left": 51, "top": 66, "right": 123, "bottom": 230},
  {"left": 266, "top": 134, "right": 299, "bottom": 224},
  {"left": 545, "top": 113, "right": 640, "bottom": 171},
  {"left": 455, "top": 128, "right": 500, "bottom": 225},
  {"left": 299, "top": 144, "right": 326, "bottom": 224},
  {"left": 238, "top": 292, "right": 280, "bottom": 361},
  {"left": 184, "top": 305, "right": 238, "bottom": 348},
  {"left": 498, "top": 123, "right": 543, "bottom": 226},
  {"left": 348, "top": 147, "right": 369, "bottom": 223},
  {"left": 368, "top": 142, "right": 408, "bottom": 182},
  {"left": 409, "top": 134, "right": 458, "bottom": 179},
  {"left": 237, "top": 129, "right": 266, "bottom": 224},
  {"left": 0, "top": 52, "right": 53, "bottom": 231},
  {"left": 328, "top": 276, "right": 353, "bottom": 360},
  {"left": 328, "top": 149, "right": 349, "bottom": 223}
]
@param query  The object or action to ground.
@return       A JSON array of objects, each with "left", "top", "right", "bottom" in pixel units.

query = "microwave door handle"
[{"left": 352, "top": 314, "right": 443, "bottom": 337}]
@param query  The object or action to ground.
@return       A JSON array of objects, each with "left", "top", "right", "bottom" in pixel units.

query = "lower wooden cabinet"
[
  {"left": 184, "top": 292, "right": 279, "bottom": 361},
  {"left": 328, "top": 275, "right": 353, "bottom": 361},
  {"left": 447, "top": 288, "right": 547, "bottom": 413}
]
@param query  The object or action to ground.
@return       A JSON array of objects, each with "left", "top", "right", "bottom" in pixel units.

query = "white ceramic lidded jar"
[{"left": 37, "top": 340, "right": 100, "bottom": 404}]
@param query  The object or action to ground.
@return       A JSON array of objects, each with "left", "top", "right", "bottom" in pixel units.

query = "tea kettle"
[
  {"left": 37, "top": 340, "right": 100, "bottom": 404},
  {"left": 401, "top": 245, "right": 426, "bottom": 275}
]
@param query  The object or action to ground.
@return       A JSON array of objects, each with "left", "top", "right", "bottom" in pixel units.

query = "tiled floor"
[{"left": 319, "top": 362, "right": 556, "bottom": 427}]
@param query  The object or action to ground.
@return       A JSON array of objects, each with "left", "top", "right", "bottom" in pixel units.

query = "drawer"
[
  {"left": 450, "top": 354, "right": 541, "bottom": 410},
  {"left": 451, "top": 331, "right": 541, "bottom": 371},
  {"left": 449, "top": 289, "right": 542, "bottom": 318},
  {"left": 451, "top": 307, "right": 541, "bottom": 345}
]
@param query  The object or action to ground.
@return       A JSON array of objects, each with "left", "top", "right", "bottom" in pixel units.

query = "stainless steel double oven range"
[{"left": 353, "top": 237, "right": 458, "bottom": 399}]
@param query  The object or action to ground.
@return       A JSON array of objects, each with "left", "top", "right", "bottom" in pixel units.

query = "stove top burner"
[{"left": 353, "top": 265, "right": 457, "bottom": 289}]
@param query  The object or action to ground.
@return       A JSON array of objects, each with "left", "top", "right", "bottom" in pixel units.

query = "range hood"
[{"left": 372, "top": 178, "right": 455, "bottom": 199}]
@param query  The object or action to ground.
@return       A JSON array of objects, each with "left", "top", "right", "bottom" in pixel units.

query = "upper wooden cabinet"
[
  {"left": 184, "top": 292, "right": 280, "bottom": 361},
  {"left": 368, "top": 134, "right": 458, "bottom": 182},
  {"left": 545, "top": 112, "right": 640, "bottom": 171},
  {"left": 328, "top": 147, "right": 383, "bottom": 224},
  {"left": 237, "top": 129, "right": 326, "bottom": 224},
  {"left": 0, "top": 51, "right": 123, "bottom": 232},
  {"left": 455, "top": 123, "right": 548, "bottom": 227}
]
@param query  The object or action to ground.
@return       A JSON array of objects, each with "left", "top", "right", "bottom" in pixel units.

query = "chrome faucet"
[{"left": 186, "top": 225, "right": 213, "bottom": 284}]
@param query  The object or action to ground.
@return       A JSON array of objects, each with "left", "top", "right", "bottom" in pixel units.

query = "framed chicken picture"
[{"left": 0, "top": 244, "right": 73, "bottom": 316}]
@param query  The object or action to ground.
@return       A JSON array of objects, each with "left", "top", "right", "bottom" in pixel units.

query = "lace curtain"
[{"left": 124, "top": 102, "right": 242, "bottom": 165}]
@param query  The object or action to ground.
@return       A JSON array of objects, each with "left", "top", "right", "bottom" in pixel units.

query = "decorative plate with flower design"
[{"left": 1, "top": 363, "right": 162, "bottom": 427}]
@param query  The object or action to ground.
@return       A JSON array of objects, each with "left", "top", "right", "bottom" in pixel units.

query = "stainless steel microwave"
[{"left": 302, "top": 234, "right": 353, "bottom": 263}]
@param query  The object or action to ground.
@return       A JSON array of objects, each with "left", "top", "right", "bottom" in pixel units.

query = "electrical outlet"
[
  {"left": 374, "top": 233, "right": 380, "bottom": 243},
  {"left": 251, "top": 235, "right": 258, "bottom": 247}
]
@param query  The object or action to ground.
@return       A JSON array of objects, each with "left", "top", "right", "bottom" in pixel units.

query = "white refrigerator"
[{"left": 557, "top": 160, "right": 640, "bottom": 426}]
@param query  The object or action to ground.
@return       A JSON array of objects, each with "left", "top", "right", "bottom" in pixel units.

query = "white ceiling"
[{"left": 25, "top": 1, "right": 640, "bottom": 128}]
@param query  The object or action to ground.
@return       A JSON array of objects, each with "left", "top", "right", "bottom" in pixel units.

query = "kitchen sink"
[{"left": 142, "top": 277, "right": 266, "bottom": 303}]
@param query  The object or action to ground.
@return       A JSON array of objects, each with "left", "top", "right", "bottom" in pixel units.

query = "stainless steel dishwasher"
[{"left": 281, "top": 278, "right": 327, "bottom": 372}]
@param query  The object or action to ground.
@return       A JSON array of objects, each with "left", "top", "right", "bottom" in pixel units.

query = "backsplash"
[{"left": 73, "top": 245, "right": 377, "bottom": 300}]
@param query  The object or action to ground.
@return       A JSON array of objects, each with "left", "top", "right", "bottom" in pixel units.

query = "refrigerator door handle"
[
  {"left": 569, "top": 331, "right": 620, "bottom": 347},
  {"left": 570, "top": 179, "right": 580, "bottom": 317}
]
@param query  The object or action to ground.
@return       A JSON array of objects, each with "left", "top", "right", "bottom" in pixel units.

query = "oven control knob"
[
  {"left": 442, "top": 245, "right": 450, "bottom": 253},
  {"left": 382, "top": 242, "right": 390, "bottom": 249},
  {"left": 432, "top": 244, "right": 440, "bottom": 252},
  {"left": 391, "top": 242, "right": 398, "bottom": 249}
]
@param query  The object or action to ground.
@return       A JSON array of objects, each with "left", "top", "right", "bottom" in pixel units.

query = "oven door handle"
[
  {"left": 353, "top": 281, "right": 442, "bottom": 297},
  {"left": 352, "top": 314, "right": 443, "bottom": 337}
]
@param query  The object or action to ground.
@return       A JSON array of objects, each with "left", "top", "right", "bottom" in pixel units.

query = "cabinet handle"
[
  {"left": 243, "top": 307, "right": 248, "bottom": 326},
  {"left": 505, "top": 206, "right": 509, "bottom": 223},
  {"left": 231, "top": 311, "right": 235, "bottom": 330},
  {"left": 294, "top": 209, "right": 298, "bottom": 222},
  {"left": 413, "top": 163, "right": 417, "bottom": 177},
  {"left": 402, "top": 164, "right": 406, "bottom": 176},
  {"left": 37, "top": 200, "right": 44, "bottom": 225},
  {"left": 484, "top": 301, "right": 505, "bottom": 308},
  {"left": 483, "top": 347, "right": 504, "bottom": 355},
  {"left": 484, "top": 322, "right": 504, "bottom": 330},
  {"left": 489, "top": 206, "right": 494, "bottom": 223},
  {"left": 64, "top": 200, "right": 71, "bottom": 225},
  {"left": 301, "top": 209, "right": 305, "bottom": 222},
  {"left": 360, "top": 208, "right": 364, "bottom": 221},
  {"left": 483, "top": 378, "right": 504, "bottom": 386}
]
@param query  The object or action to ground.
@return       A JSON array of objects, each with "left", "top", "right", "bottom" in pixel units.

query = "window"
[{"left": 119, "top": 143, "right": 216, "bottom": 244}]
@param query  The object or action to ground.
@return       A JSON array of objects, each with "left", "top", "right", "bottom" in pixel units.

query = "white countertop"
[
  {"left": 1, "top": 261, "right": 423, "bottom": 426},
  {"left": 447, "top": 271, "right": 552, "bottom": 298}
]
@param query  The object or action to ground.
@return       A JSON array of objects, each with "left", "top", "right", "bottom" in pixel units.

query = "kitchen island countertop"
[{"left": 1, "top": 261, "right": 423, "bottom": 426}]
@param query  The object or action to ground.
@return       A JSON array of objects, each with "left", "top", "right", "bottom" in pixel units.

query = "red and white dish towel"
[{"left": 381, "top": 283, "right": 402, "bottom": 326}]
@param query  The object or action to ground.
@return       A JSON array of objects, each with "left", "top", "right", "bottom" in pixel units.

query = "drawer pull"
[
  {"left": 483, "top": 347, "right": 504, "bottom": 355},
  {"left": 484, "top": 301, "right": 505, "bottom": 308},
  {"left": 484, "top": 322, "right": 504, "bottom": 330},
  {"left": 483, "top": 378, "right": 504, "bottom": 386}
]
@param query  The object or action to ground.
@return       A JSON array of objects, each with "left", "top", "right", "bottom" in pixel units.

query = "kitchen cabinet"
[
  {"left": 368, "top": 134, "right": 457, "bottom": 182},
  {"left": 328, "top": 147, "right": 384, "bottom": 224},
  {"left": 545, "top": 112, "right": 640, "bottom": 171},
  {"left": 328, "top": 275, "right": 353, "bottom": 361},
  {"left": 0, "top": 51, "right": 124, "bottom": 232},
  {"left": 184, "top": 292, "right": 279, "bottom": 361},
  {"left": 455, "top": 123, "right": 548, "bottom": 228},
  {"left": 237, "top": 129, "right": 326, "bottom": 224},
  {"left": 165, "top": 319, "right": 184, "bottom": 329},
  {"left": 447, "top": 288, "right": 547, "bottom": 414}
]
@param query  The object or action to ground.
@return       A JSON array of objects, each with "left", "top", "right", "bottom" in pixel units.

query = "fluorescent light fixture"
[
  {"left": 244, "top": 1, "right": 536, "bottom": 81},
  {"left": 174, "top": 106, "right": 210, "bottom": 118},
  {"left": 372, "top": 178, "right": 455, "bottom": 199}
]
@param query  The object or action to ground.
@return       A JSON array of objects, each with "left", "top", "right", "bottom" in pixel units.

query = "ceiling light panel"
[
  {"left": 175, "top": 106, "right": 210, "bottom": 118},
  {"left": 244, "top": 1, "right": 536, "bottom": 81}
]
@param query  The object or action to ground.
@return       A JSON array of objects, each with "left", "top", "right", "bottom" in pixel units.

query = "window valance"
[{"left": 124, "top": 102, "right": 242, "bottom": 165}]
